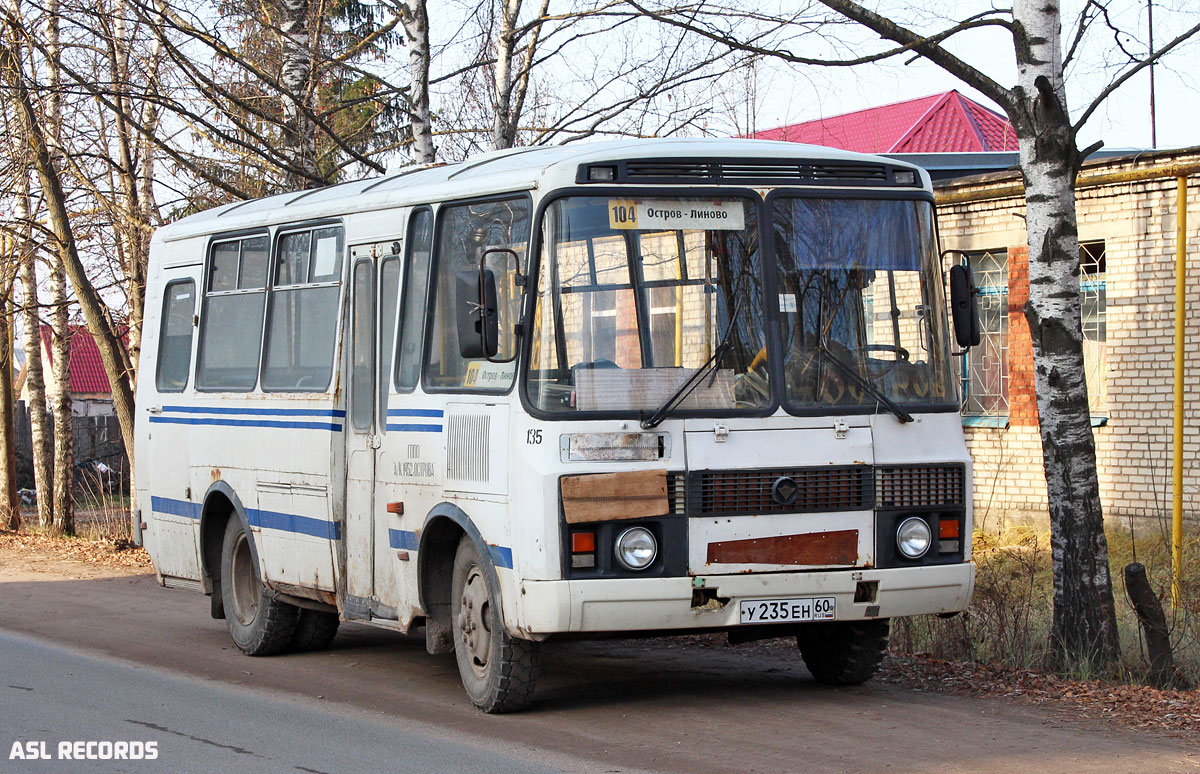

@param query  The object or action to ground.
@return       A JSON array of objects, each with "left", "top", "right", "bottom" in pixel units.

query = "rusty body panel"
[
  {"left": 706, "top": 529, "right": 859, "bottom": 566},
  {"left": 560, "top": 470, "right": 669, "bottom": 524}
]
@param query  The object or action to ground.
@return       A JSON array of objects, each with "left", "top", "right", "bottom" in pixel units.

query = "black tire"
[
  {"left": 220, "top": 519, "right": 298, "bottom": 656},
  {"left": 451, "top": 536, "right": 539, "bottom": 713},
  {"left": 797, "top": 619, "right": 890, "bottom": 685},
  {"left": 290, "top": 609, "right": 340, "bottom": 652}
]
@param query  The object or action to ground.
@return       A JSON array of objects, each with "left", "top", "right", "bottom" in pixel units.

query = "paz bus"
[{"left": 134, "top": 138, "right": 981, "bottom": 712}]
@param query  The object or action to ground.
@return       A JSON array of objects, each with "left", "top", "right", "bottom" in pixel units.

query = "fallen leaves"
[
  {"left": 0, "top": 528, "right": 153, "bottom": 569},
  {"left": 881, "top": 653, "right": 1200, "bottom": 738}
]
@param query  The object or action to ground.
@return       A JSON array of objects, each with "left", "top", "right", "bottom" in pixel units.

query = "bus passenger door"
[
  {"left": 345, "top": 251, "right": 380, "bottom": 615},
  {"left": 344, "top": 242, "right": 404, "bottom": 618}
]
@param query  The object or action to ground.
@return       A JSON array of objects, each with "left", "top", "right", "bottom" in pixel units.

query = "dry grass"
[{"left": 890, "top": 523, "right": 1200, "bottom": 686}]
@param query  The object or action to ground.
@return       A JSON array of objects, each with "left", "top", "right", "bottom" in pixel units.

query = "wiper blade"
[
  {"left": 640, "top": 297, "right": 743, "bottom": 429},
  {"left": 815, "top": 345, "right": 913, "bottom": 424}
]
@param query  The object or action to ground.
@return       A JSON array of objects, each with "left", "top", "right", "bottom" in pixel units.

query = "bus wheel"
[
  {"left": 796, "top": 619, "right": 889, "bottom": 685},
  {"left": 220, "top": 519, "right": 297, "bottom": 656},
  {"left": 451, "top": 536, "right": 539, "bottom": 713},
  {"left": 290, "top": 609, "right": 339, "bottom": 652}
]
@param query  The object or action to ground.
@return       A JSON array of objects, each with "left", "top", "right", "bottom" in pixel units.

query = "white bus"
[{"left": 135, "top": 138, "right": 980, "bottom": 712}]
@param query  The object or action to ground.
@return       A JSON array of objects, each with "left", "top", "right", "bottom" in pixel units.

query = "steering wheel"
[{"left": 865, "top": 344, "right": 910, "bottom": 361}]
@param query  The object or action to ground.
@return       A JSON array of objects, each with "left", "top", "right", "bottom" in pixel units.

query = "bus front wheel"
[
  {"left": 796, "top": 619, "right": 890, "bottom": 685},
  {"left": 451, "top": 536, "right": 539, "bottom": 713},
  {"left": 220, "top": 519, "right": 298, "bottom": 656}
]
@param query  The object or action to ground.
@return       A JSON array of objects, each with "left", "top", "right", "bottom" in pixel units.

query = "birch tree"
[
  {"left": 0, "top": 234, "right": 21, "bottom": 532},
  {"left": 631, "top": 0, "right": 1200, "bottom": 668}
]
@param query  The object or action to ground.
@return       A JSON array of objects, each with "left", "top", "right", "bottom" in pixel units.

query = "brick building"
[{"left": 934, "top": 147, "right": 1200, "bottom": 527}]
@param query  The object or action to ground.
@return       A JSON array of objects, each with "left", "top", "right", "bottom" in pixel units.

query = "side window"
[
  {"left": 395, "top": 209, "right": 433, "bottom": 391},
  {"left": 156, "top": 280, "right": 196, "bottom": 392},
  {"left": 197, "top": 235, "right": 269, "bottom": 391},
  {"left": 379, "top": 255, "right": 401, "bottom": 426},
  {"left": 424, "top": 198, "right": 529, "bottom": 392},
  {"left": 262, "top": 226, "right": 344, "bottom": 391}
]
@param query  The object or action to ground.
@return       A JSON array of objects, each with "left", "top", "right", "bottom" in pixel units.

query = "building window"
[
  {"left": 963, "top": 249, "right": 1009, "bottom": 417},
  {"left": 1080, "top": 240, "right": 1107, "bottom": 417},
  {"left": 960, "top": 241, "right": 1107, "bottom": 423}
]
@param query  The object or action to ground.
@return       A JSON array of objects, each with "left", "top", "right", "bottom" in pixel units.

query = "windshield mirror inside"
[
  {"left": 773, "top": 197, "right": 956, "bottom": 412},
  {"left": 527, "top": 195, "right": 769, "bottom": 415}
]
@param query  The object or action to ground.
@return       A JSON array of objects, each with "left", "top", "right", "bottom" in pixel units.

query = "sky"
[{"left": 716, "top": 0, "right": 1199, "bottom": 151}]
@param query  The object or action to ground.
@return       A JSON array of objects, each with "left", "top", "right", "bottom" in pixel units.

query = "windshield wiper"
[
  {"left": 815, "top": 345, "right": 913, "bottom": 424},
  {"left": 640, "top": 296, "right": 744, "bottom": 429}
]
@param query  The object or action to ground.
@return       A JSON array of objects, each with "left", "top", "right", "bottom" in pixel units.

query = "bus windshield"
[
  {"left": 527, "top": 195, "right": 769, "bottom": 415},
  {"left": 773, "top": 197, "right": 957, "bottom": 412}
]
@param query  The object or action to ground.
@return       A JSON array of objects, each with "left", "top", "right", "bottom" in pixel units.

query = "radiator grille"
[
  {"left": 446, "top": 414, "right": 490, "bottom": 482},
  {"left": 876, "top": 465, "right": 964, "bottom": 508},
  {"left": 687, "top": 467, "right": 872, "bottom": 516}
]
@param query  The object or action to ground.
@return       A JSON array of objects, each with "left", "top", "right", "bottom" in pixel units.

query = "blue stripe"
[
  {"left": 385, "top": 423, "right": 443, "bottom": 432},
  {"left": 150, "top": 416, "right": 342, "bottom": 431},
  {"left": 248, "top": 508, "right": 341, "bottom": 540},
  {"left": 163, "top": 405, "right": 346, "bottom": 418},
  {"left": 489, "top": 545, "right": 514, "bottom": 569},
  {"left": 388, "top": 529, "right": 419, "bottom": 551},
  {"left": 151, "top": 495, "right": 201, "bottom": 520},
  {"left": 149, "top": 495, "right": 340, "bottom": 540},
  {"left": 386, "top": 408, "right": 444, "bottom": 417}
]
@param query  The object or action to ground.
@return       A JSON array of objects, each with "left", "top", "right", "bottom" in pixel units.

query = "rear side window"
[
  {"left": 197, "top": 235, "right": 269, "bottom": 391},
  {"left": 261, "top": 226, "right": 344, "bottom": 392},
  {"left": 156, "top": 280, "right": 196, "bottom": 392}
]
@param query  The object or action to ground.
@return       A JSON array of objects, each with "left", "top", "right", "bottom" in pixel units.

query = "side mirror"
[
  {"left": 456, "top": 267, "right": 499, "bottom": 359},
  {"left": 949, "top": 264, "right": 981, "bottom": 348}
]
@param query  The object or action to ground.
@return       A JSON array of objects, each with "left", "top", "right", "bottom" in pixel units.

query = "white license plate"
[{"left": 739, "top": 597, "right": 836, "bottom": 624}]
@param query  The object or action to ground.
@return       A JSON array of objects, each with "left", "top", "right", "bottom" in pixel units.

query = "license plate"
[{"left": 739, "top": 597, "right": 836, "bottom": 624}]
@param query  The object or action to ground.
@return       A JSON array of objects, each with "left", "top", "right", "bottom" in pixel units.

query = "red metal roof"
[
  {"left": 39, "top": 325, "right": 116, "bottom": 395},
  {"left": 751, "top": 91, "right": 1017, "bottom": 153}
]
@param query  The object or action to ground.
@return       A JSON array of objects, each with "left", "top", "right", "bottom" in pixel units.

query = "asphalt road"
[{"left": 2, "top": 557, "right": 1197, "bottom": 773}]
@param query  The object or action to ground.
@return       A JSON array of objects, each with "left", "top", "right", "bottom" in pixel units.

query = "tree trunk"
[
  {"left": 490, "top": 0, "right": 522, "bottom": 150},
  {"left": 14, "top": 186, "right": 54, "bottom": 530},
  {"left": 48, "top": 270, "right": 73, "bottom": 536},
  {"left": 279, "top": 0, "right": 319, "bottom": 189},
  {"left": 1012, "top": 0, "right": 1119, "bottom": 668},
  {"left": 0, "top": 282, "right": 20, "bottom": 532},
  {"left": 46, "top": 0, "right": 74, "bottom": 536},
  {"left": 399, "top": 0, "right": 435, "bottom": 162}
]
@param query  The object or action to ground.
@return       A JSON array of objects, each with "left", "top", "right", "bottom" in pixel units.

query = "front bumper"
[{"left": 516, "top": 562, "right": 975, "bottom": 636}]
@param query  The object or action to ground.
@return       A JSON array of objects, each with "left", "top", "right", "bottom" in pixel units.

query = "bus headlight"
[
  {"left": 896, "top": 517, "right": 932, "bottom": 559},
  {"left": 614, "top": 527, "right": 657, "bottom": 571}
]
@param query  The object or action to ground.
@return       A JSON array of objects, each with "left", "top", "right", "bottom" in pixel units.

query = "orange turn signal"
[
  {"left": 939, "top": 519, "right": 960, "bottom": 539},
  {"left": 571, "top": 531, "right": 596, "bottom": 553}
]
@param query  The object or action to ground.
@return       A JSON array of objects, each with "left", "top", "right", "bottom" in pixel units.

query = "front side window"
[
  {"left": 424, "top": 198, "right": 529, "bottom": 392},
  {"left": 527, "top": 195, "right": 768, "bottom": 414},
  {"left": 261, "top": 226, "right": 343, "bottom": 391},
  {"left": 197, "top": 235, "right": 269, "bottom": 391},
  {"left": 772, "top": 197, "right": 956, "bottom": 413},
  {"left": 396, "top": 209, "right": 433, "bottom": 392},
  {"left": 156, "top": 280, "right": 196, "bottom": 392}
]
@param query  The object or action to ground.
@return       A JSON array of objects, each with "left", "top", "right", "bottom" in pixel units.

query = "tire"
[
  {"left": 797, "top": 619, "right": 890, "bottom": 686},
  {"left": 451, "top": 536, "right": 539, "bottom": 713},
  {"left": 290, "top": 609, "right": 339, "bottom": 652},
  {"left": 220, "top": 518, "right": 298, "bottom": 656}
]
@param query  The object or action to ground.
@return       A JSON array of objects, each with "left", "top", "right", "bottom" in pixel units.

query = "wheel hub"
[
  {"left": 456, "top": 564, "right": 491, "bottom": 675},
  {"left": 229, "top": 531, "right": 259, "bottom": 626}
]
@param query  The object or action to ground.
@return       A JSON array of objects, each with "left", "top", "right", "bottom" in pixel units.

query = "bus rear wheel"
[
  {"left": 220, "top": 519, "right": 298, "bottom": 656},
  {"left": 451, "top": 536, "right": 539, "bottom": 713},
  {"left": 290, "top": 609, "right": 340, "bottom": 652},
  {"left": 796, "top": 619, "right": 890, "bottom": 685}
]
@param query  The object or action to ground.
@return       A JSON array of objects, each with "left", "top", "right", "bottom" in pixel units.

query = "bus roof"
[{"left": 157, "top": 138, "right": 929, "bottom": 242}]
